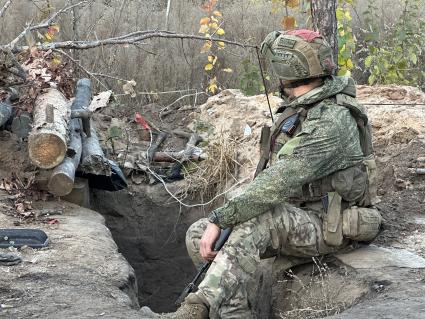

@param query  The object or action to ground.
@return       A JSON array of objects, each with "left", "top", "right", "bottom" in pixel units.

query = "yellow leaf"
[
  {"left": 216, "top": 28, "right": 225, "bottom": 36},
  {"left": 200, "top": 17, "right": 211, "bottom": 25},
  {"left": 208, "top": 55, "right": 215, "bottom": 62},
  {"left": 213, "top": 10, "right": 222, "bottom": 17},
  {"left": 44, "top": 32, "right": 53, "bottom": 41},
  {"left": 209, "top": 22, "right": 219, "bottom": 30},
  {"left": 208, "top": 84, "right": 218, "bottom": 94},
  {"left": 211, "top": 16, "right": 219, "bottom": 23},
  {"left": 345, "top": 10, "right": 352, "bottom": 21},
  {"left": 217, "top": 41, "right": 225, "bottom": 48},
  {"left": 208, "top": 78, "right": 218, "bottom": 94},
  {"left": 52, "top": 57, "right": 61, "bottom": 65},
  {"left": 281, "top": 16, "right": 296, "bottom": 30},
  {"left": 285, "top": 0, "right": 299, "bottom": 8},
  {"left": 221, "top": 68, "right": 233, "bottom": 73},
  {"left": 346, "top": 58, "right": 354, "bottom": 70},
  {"left": 199, "top": 25, "right": 209, "bottom": 34},
  {"left": 205, "top": 63, "right": 214, "bottom": 71},
  {"left": 200, "top": 41, "right": 212, "bottom": 53}
]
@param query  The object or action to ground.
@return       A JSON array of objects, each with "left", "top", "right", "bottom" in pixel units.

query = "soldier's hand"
[{"left": 200, "top": 223, "right": 221, "bottom": 261}]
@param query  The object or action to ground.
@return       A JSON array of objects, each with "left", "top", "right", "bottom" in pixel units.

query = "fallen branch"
[
  {"left": 8, "top": 0, "right": 90, "bottom": 49},
  {"left": 5, "top": 31, "right": 257, "bottom": 52}
]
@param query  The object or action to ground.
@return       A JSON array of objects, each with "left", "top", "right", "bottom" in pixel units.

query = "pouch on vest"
[
  {"left": 342, "top": 206, "right": 382, "bottom": 242},
  {"left": 363, "top": 156, "right": 380, "bottom": 205},
  {"left": 322, "top": 192, "right": 344, "bottom": 247}
]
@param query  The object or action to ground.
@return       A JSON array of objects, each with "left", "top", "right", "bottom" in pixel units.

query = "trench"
[{"left": 90, "top": 185, "right": 205, "bottom": 312}]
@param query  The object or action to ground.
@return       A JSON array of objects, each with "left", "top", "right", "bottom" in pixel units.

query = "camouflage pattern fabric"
[
  {"left": 183, "top": 76, "right": 369, "bottom": 318},
  {"left": 208, "top": 76, "right": 365, "bottom": 229},
  {"left": 188, "top": 206, "right": 349, "bottom": 319},
  {"left": 260, "top": 30, "right": 336, "bottom": 81}
]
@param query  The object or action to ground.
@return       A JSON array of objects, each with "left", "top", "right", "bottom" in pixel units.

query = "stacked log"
[
  {"left": 28, "top": 88, "right": 70, "bottom": 169},
  {"left": 47, "top": 118, "right": 82, "bottom": 196},
  {"left": 48, "top": 79, "right": 91, "bottom": 196},
  {"left": 28, "top": 78, "right": 118, "bottom": 197},
  {"left": 80, "top": 123, "right": 111, "bottom": 176}
]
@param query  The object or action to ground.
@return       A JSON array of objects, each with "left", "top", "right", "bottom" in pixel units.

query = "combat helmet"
[{"left": 260, "top": 29, "right": 335, "bottom": 81}]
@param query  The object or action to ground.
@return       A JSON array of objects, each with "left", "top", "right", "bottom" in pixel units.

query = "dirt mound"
[
  {"left": 187, "top": 85, "right": 425, "bottom": 318},
  {"left": 187, "top": 89, "right": 281, "bottom": 195}
]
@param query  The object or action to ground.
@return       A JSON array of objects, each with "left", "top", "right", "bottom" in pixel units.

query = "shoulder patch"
[{"left": 278, "top": 37, "right": 296, "bottom": 48}]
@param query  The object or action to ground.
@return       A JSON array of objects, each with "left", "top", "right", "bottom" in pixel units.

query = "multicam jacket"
[{"left": 208, "top": 76, "right": 371, "bottom": 229}]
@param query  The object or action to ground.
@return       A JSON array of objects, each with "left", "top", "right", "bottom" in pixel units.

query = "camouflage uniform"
[
  {"left": 140, "top": 30, "right": 380, "bottom": 319},
  {"left": 186, "top": 75, "right": 374, "bottom": 319}
]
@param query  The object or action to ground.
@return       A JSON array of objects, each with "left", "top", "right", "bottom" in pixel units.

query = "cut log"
[
  {"left": 81, "top": 122, "right": 111, "bottom": 176},
  {"left": 28, "top": 88, "right": 70, "bottom": 169},
  {"left": 48, "top": 79, "right": 91, "bottom": 196},
  {"left": 48, "top": 119, "right": 82, "bottom": 196}
]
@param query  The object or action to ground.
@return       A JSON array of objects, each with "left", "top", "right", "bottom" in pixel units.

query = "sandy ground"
[{"left": 0, "top": 197, "right": 140, "bottom": 319}]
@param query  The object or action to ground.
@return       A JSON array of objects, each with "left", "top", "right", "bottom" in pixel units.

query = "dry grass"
[
  {"left": 183, "top": 133, "right": 240, "bottom": 204},
  {"left": 277, "top": 258, "right": 351, "bottom": 319}
]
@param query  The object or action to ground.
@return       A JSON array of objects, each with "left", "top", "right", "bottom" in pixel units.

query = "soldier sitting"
[{"left": 141, "top": 29, "right": 381, "bottom": 319}]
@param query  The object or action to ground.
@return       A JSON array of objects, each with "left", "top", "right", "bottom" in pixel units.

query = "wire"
[{"left": 255, "top": 46, "right": 275, "bottom": 123}]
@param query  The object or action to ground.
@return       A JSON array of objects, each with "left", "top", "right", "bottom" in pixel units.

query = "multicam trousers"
[{"left": 186, "top": 203, "right": 349, "bottom": 319}]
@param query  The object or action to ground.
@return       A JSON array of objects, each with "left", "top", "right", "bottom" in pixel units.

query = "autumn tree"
[{"left": 311, "top": 0, "right": 338, "bottom": 69}]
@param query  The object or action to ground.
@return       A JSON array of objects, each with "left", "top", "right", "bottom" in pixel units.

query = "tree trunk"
[
  {"left": 311, "top": 0, "right": 338, "bottom": 70},
  {"left": 28, "top": 88, "right": 70, "bottom": 169},
  {"left": 81, "top": 122, "right": 111, "bottom": 176},
  {"left": 48, "top": 119, "right": 82, "bottom": 196}
]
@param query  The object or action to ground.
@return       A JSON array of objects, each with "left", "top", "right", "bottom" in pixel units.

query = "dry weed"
[
  {"left": 278, "top": 258, "right": 349, "bottom": 319},
  {"left": 183, "top": 133, "right": 241, "bottom": 203}
]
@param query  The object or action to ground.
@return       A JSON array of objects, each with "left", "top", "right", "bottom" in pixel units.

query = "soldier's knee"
[{"left": 186, "top": 218, "right": 209, "bottom": 266}]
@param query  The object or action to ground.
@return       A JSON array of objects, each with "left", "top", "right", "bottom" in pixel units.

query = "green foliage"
[
  {"left": 361, "top": 0, "right": 424, "bottom": 85},
  {"left": 336, "top": 0, "right": 356, "bottom": 76},
  {"left": 239, "top": 59, "right": 265, "bottom": 96}
]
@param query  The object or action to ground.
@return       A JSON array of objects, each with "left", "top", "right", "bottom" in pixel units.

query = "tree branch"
[
  {"left": 8, "top": 0, "right": 90, "bottom": 49},
  {"left": 0, "top": 0, "right": 12, "bottom": 18},
  {"left": 53, "top": 49, "right": 109, "bottom": 90},
  {"left": 5, "top": 31, "right": 256, "bottom": 52}
]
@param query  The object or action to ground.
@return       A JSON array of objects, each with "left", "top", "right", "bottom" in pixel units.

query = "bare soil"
[{"left": 1, "top": 84, "right": 425, "bottom": 318}]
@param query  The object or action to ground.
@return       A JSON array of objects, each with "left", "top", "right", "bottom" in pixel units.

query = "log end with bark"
[
  {"left": 48, "top": 158, "right": 77, "bottom": 196},
  {"left": 28, "top": 88, "right": 70, "bottom": 169},
  {"left": 48, "top": 119, "right": 82, "bottom": 196}
]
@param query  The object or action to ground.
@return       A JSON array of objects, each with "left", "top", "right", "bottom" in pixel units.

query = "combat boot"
[{"left": 139, "top": 293, "right": 209, "bottom": 319}]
